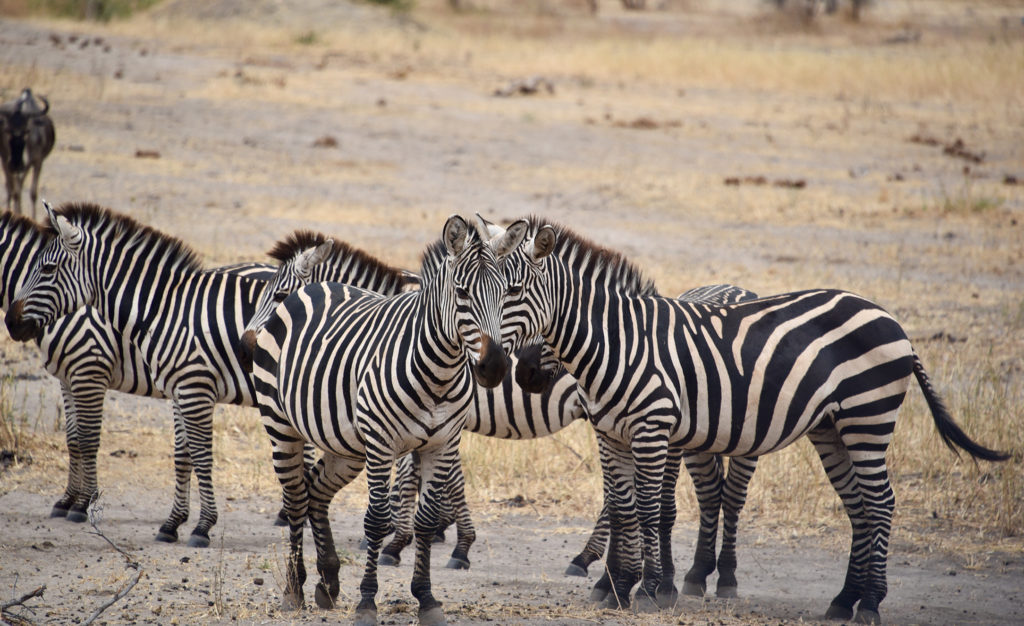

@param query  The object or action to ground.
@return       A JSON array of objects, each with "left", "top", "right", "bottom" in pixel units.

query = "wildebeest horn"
[{"left": 36, "top": 96, "right": 49, "bottom": 116}]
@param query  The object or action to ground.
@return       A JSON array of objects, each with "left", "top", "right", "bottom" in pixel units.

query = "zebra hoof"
[
  {"left": 281, "top": 591, "right": 303, "bottom": 611},
  {"left": 432, "top": 531, "right": 446, "bottom": 544},
  {"left": 600, "top": 594, "right": 628, "bottom": 610},
  {"left": 589, "top": 586, "right": 610, "bottom": 605},
  {"left": 419, "top": 605, "right": 447, "bottom": 626},
  {"left": 358, "top": 537, "right": 369, "bottom": 551},
  {"left": 656, "top": 585, "right": 679, "bottom": 609},
  {"left": 681, "top": 581, "right": 706, "bottom": 597},
  {"left": 633, "top": 590, "right": 660, "bottom": 613},
  {"left": 854, "top": 609, "right": 882, "bottom": 624},
  {"left": 50, "top": 505, "right": 69, "bottom": 518},
  {"left": 716, "top": 585, "right": 739, "bottom": 599},
  {"left": 445, "top": 557, "right": 470, "bottom": 570},
  {"left": 825, "top": 603, "right": 855, "bottom": 621},
  {"left": 314, "top": 582, "right": 335, "bottom": 609},
  {"left": 187, "top": 533, "right": 211, "bottom": 548},
  {"left": 564, "top": 563, "right": 588, "bottom": 577},
  {"left": 155, "top": 530, "right": 178, "bottom": 543},
  {"left": 379, "top": 553, "right": 400, "bottom": 567},
  {"left": 273, "top": 512, "right": 288, "bottom": 527},
  {"left": 354, "top": 608, "right": 377, "bottom": 626},
  {"left": 66, "top": 509, "right": 89, "bottom": 523}
]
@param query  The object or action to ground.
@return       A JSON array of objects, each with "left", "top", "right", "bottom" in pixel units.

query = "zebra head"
[
  {"left": 434, "top": 214, "right": 529, "bottom": 388},
  {"left": 5, "top": 201, "right": 91, "bottom": 341},
  {"left": 238, "top": 236, "right": 334, "bottom": 371}
]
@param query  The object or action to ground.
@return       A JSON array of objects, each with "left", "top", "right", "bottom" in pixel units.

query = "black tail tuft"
[{"left": 913, "top": 353, "right": 1011, "bottom": 463}]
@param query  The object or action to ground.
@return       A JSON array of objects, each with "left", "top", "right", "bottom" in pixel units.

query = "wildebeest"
[{"left": 0, "top": 88, "right": 56, "bottom": 218}]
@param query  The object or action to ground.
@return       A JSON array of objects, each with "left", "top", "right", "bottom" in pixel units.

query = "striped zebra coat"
[
  {"left": 0, "top": 210, "right": 273, "bottom": 524},
  {"left": 236, "top": 228, "right": 583, "bottom": 570},
  {"left": 506, "top": 217, "right": 1008, "bottom": 623},
  {"left": 248, "top": 216, "right": 548, "bottom": 624}
]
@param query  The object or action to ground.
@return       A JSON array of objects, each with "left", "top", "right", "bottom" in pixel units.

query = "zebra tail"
[{"left": 913, "top": 352, "right": 1011, "bottom": 463}]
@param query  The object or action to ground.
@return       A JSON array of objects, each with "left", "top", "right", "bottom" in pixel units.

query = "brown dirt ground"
[{"left": 1, "top": 1, "right": 1023, "bottom": 624}]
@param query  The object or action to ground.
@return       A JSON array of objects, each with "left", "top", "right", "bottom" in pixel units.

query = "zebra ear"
[
  {"left": 475, "top": 213, "right": 504, "bottom": 240},
  {"left": 295, "top": 240, "right": 333, "bottom": 276},
  {"left": 443, "top": 215, "right": 469, "bottom": 257},
  {"left": 46, "top": 202, "right": 83, "bottom": 251},
  {"left": 528, "top": 225, "right": 556, "bottom": 262},
  {"left": 492, "top": 219, "right": 529, "bottom": 259}
]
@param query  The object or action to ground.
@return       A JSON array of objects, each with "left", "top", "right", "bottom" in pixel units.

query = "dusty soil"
[{"left": 1, "top": 1, "right": 1022, "bottom": 624}]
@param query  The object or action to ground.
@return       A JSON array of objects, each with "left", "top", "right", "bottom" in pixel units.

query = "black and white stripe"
[
  {"left": 507, "top": 217, "right": 1008, "bottom": 622},
  {"left": 0, "top": 210, "right": 274, "bottom": 525},
  {"left": 248, "top": 216, "right": 538, "bottom": 623}
]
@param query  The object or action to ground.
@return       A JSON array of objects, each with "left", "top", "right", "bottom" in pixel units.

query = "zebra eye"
[
  {"left": 454, "top": 286, "right": 469, "bottom": 300},
  {"left": 507, "top": 284, "right": 523, "bottom": 297},
  {"left": 273, "top": 291, "right": 289, "bottom": 303},
  {"left": 41, "top": 262, "right": 57, "bottom": 275}
]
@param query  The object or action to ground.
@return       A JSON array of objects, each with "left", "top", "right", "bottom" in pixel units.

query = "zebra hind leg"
[
  {"left": 443, "top": 456, "right": 475, "bottom": 570},
  {"left": 715, "top": 455, "right": 758, "bottom": 598},
  {"left": 381, "top": 452, "right": 419, "bottom": 566},
  {"left": 156, "top": 410, "right": 193, "bottom": 543},
  {"left": 680, "top": 452, "right": 723, "bottom": 597},
  {"left": 566, "top": 502, "right": 608, "bottom": 577},
  {"left": 308, "top": 454, "right": 364, "bottom": 610}
]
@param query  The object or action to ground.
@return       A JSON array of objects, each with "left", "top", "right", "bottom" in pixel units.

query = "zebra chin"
[
  {"left": 238, "top": 330, "right": 258, "bottom": 373},
  {"left": 471, "top": 335, "right": 510, "bottom": 388},
  {"left": 4, "top": 300, "right": 43, "bottom": 343}
]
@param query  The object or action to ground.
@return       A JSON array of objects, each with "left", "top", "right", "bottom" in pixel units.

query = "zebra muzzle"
[
  {"left": 472, "top": 335, "right": 510, "bottom": 389},
  {"left": 4, "top": 299, "right": 41, "bottom": 342}
]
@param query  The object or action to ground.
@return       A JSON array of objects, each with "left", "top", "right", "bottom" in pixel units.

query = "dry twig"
[
  {"left": 1, "top": 583, "right": 46, "bottom": 625},
  {"left": 81, "top": 493, "right": 143, "bottom": 626}
]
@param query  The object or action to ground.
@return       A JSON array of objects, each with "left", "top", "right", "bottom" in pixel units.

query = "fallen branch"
[
  {"left": 80, "top": 493, "right": 143, "bottom": 626},
  {"left": 1, "top": 585, "right": 45, "bottom": 612}
]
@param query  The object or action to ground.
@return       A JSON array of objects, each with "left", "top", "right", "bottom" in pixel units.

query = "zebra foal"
[
  {"left": 504, "top": 217, "right": 1009, "bottom": 623},
  {"left": 249, "top": 216, "right": 553, "bottom": 624}
]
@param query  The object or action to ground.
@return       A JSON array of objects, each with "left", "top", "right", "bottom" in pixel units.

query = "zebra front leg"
[
  {"left": 64, "top": 379, "right": 108, "bottom": 522},
  {"left": 179, "top": 392, "right": 219, "bottom": 547},
  {"left": 356, "top": 453, "right": 395, "bottom": 626},
  {"left": 381, "top": 452, "right": 419, "bottom": 566},
  {"left": 595, "top": 434, "right": 642, "bottom": 610},
  {"left": 443, "top": 455, "right": 475, "bottom": 570},
  {"left": 269, "top": 429, "right": 310, "bottom": 610},
  {"left": 654, "top": 444, "right": 684, "bottom": 609},
  {"left": 308, "top": 454, "right": 365, "bottom": 610},
  {"left": 411, "top": 445, "right": 456, "bottom": 626},
  {"left": 157, "top": 408, "right": 193, "bottom": 543},
  {"left": 275, "top": 442, "right": 317, "bottom": 527},
  {"left": 680, "top": 451, "right": 723, "bottom": 597},
  {"left": 630, "top": 428, "right": 669, "bottom": 613},
  {"left": 716, "top": 455, "right": 758, "bottom": 598},
  {"left": 51, "top": 383, "right": 80, "bottom": 519}
]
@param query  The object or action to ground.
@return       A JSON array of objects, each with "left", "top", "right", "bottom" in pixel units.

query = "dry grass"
[{"left": 1, "top": 0, "right": 1021, "bottom": 592}]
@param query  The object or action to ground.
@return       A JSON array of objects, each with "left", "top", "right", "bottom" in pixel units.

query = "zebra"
[
  {"left": 236, "top": 227, "right": 582, "bottom": 570},
  {"left": 3, "top": 202, "right": 413, "bottom": 547},
  {"left": 0, "top": 209, "right": 276, "bottom": 523},
  {"left": 503, "top": 216, "right": 1009, "bottom": 623},
  {"left": 248, "top": 215, "right": 550, "bottom": 624}
]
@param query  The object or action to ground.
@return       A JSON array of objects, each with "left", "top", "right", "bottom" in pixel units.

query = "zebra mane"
[
  {"left": 525, "top": 215, "right": 658, "bottom": 297},
  {"left": 47, "top": 202, "right": 203, "bottom": 273},
  {"left": 418, "top": 225, "right": 488, "bottom": 283},
  {"left": 1, "top": 210, "right": 49, "bottom": 242},
  {"left": 268, "top": 230, "right": 412, "bottom": 291}
]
